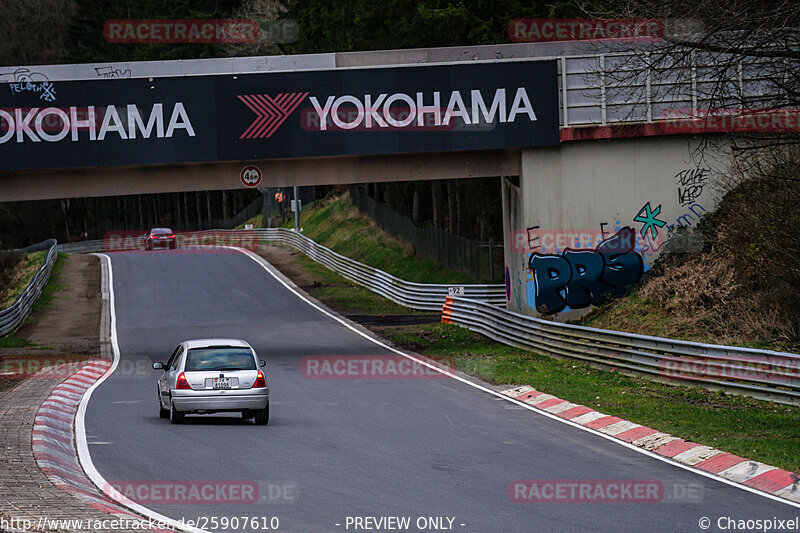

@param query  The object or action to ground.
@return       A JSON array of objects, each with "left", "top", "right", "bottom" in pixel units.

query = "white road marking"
[{"left": 75, "top": 253, "right": 210, "bottom": 533}]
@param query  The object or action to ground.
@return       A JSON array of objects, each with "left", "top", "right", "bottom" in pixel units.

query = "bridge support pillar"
[{"left": 502, "top": 134, "right": 733, "bottom": 320}]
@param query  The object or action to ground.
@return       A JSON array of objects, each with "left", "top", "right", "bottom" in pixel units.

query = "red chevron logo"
[{"left": 237, "top": 92, "right": 308, "bottom": 139}]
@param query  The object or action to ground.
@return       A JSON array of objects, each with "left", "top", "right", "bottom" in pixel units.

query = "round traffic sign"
[{"left": 240, "top": 165, "right": 262, "bottom": 187}]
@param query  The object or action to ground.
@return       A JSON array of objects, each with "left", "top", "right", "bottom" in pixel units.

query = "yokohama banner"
[{"left": 0, "top": 61, "right": 558, "bottom": 171}]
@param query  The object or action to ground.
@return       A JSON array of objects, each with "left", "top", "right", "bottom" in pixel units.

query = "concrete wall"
[{"left": 504, "top": 134, "right": 733, "bottom": 320}]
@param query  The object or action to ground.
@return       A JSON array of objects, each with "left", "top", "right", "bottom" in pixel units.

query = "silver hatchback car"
[{"left": 153, "top": 339, "right": 269, "bottom": 425}]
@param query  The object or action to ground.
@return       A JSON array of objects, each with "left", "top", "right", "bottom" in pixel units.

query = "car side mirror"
[
  {"left": 153, "top": 362, "right": 164, "bottom": 370},
  {"left": 259, "top": 360, "right": 266, "bottom": 368}
]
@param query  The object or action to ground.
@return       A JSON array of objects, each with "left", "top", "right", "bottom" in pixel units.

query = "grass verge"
[
  {"left": 1, "top": 251, "right": 46, "bottom": 308},
  {"left": 28, "top": 252, "right": 65, "bottom": 316},
  {"left": 385, "top": 322, "right": 800, "bottom": 472},
  {"left": 288, "top": 250, "right": 422, "bottom": 315},
  {"left": 263, "top": 193, "right": 490, "bottom": 283},
  {"left": 0, "top": 336, "right": 35, "bottom": 349},
  {"left": 0, "top": 252, "right": 64, "bottom": 347}
]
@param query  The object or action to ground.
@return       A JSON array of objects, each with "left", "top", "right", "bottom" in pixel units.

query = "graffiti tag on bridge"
[
  {"left": 528, "top": 227, "right": 643, "bottom": 314},
  {"left": 676, "top": 168, "right": 709, "bottom": 206},
  {"left": 3, "top": 68, "right": 56, "bottom": 102}
]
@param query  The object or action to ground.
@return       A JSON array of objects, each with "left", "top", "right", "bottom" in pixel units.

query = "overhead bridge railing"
[
  {"left": 442, "top": 297, "right": 800, "bottom": 406},
  {"left": 558, "top": 49, "right": 790, "bottom": 128},
  {"left": 58, "top": 229, "right": 506, "bottom": 312},
  {"left": 0, "top": 239, "right": 58, "bottom": 337}
]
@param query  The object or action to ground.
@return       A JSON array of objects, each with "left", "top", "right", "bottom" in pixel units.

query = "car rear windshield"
[
  {"left": 151, "top": 229, "right": 173, "bottom": 235},
  {"left": 185, "top": 347, "right": 256, "bottom": 371}
]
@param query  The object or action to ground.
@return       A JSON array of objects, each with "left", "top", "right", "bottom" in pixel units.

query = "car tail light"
[
  {"left": 149, "top": 234, "right": 158, "bottom": 239},
  {"left": 252, "top": 371, "right": 266, "bottom": 388},
  {"left": 168, "top": 234, "right": 175, "bottom": 239},
  {"left": 176, "top": 372, "right": 192, "bottom": 390}
]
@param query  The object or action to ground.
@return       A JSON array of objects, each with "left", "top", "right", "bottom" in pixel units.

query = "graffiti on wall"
[
  {"left": 3, "top": 68, "right": 56, "bottom": 102},
  {"left": 507, "top": 166, "right": 713, "bottom": 315},
  {"left": 527, "top": 227, "right": 643, "bottom": 314},
  {"left": 0, "top": 67, "right": 50, "bottom": 84},
  {"left": 676, "top": 168, "right": 710, "bottom": 206},
  {"left": 95, "top": 66, "right": 132, "bottom": 79},
  {"left": 669, "top": 202, "right": 707, "bottom": 232},
  {"left": 633, "top": 202, "right": 666, "bottom": 240},
  {"left": 512, "top": 256, "right": 527, "bottom": 311}
]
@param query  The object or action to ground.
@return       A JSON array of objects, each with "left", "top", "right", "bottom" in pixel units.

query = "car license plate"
[{"left": 213, "top": 378, "right": 231, "bottom": 390}]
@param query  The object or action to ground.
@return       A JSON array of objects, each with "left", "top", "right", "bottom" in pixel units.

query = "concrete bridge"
[{"left": 1, "top": 40, "right": 792, "bottom": 318}]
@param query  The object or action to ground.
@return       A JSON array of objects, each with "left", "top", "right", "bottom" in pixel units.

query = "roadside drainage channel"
[{"left": 503, "top": 385, "right": 800, "bottom": 505}]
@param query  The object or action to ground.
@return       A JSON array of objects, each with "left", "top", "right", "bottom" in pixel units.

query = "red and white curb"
[
  {"left": 502, "top": 385, "right": 800, "bottom": 504},
  {"left": 28, "top": 251, "right": 191, "bottom": 532},
  {"left": 32, "top": 360, "right": 174, "bottom": 530}
]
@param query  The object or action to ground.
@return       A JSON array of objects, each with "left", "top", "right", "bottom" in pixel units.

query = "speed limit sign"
[{"left": 240, "top": 165, "right": 262, "bottom": 187}]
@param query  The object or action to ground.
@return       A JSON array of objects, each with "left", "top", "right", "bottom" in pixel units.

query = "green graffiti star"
[{"left": 634, "top": 202, "right": 666, "bottom": 240}]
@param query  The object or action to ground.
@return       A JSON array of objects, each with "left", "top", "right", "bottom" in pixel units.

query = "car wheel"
[
  {"left": 169, "top": 399, "right": 185, "bottom": 424},
  {"left": 241, "top": 410, "right": 254, "bottom": 420},
  {"left": 254, "top": 402, "right": 269, "bottom": 425},
  {"left": 158, "top": 391, "right": 168, "bottom": 419}
]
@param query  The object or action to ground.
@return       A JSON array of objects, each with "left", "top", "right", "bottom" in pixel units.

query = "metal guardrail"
[
  {"left": 58, "top": 229, "right": 506, "bottom": 311},
  {"left": 57, "top": 240, "right": 106, "bottom": 254},
  {"left": 258, "top": 228, "right": 505, "bottom": 311},
  {"left": 441, "top": 297, "right": 800, "bottom": 405},
  {"left": 0, "top": 240, "right": 58, "bottom": 337}
]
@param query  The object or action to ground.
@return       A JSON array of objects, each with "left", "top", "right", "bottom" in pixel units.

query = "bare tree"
[
  {"left": 431, "top": 180, "right": 444, "bottom": 229},
  {"left": 221, "top": 0, "right": 290, "bottom": 58},
  {"left": 446, "top": 181, "right": 457, "bottom": 233},
  {"left": 222, "top": 190, "right": 231, "bottom": 220},
  {"left": 579, "top": 0, "right": 800, "bottom": 146}
]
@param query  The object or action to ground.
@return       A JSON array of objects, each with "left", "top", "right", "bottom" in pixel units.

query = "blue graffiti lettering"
[{"left": 527, "top": 227, "right": 643, "bottom": 314}]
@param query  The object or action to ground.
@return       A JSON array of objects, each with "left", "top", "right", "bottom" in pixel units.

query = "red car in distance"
[{"left": 144, "top": 228, "right": 177, "bottom": 250}]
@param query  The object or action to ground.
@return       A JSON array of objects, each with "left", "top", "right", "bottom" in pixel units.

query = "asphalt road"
[{"left": 85, "top": 249, "right": 798, "bottom": 533}]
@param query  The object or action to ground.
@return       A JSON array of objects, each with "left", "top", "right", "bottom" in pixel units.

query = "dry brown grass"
[{"left": 585, "top": 152, "right": 800, "bottom": 352}]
